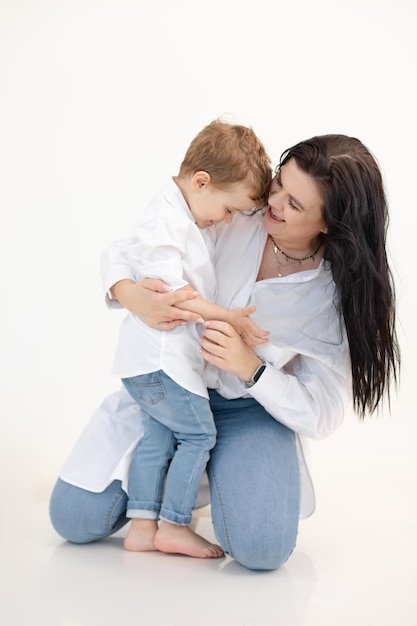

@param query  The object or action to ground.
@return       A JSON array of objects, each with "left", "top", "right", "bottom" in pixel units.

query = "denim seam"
[
  {"left": 106, "top": 490, "right": 128, "bottom": 533},
  {"left": 207, "top": 464, "right": 232, "bottom": 556},
  {"left": 183, "top": 389, "right": 216, "bottom": 436}
]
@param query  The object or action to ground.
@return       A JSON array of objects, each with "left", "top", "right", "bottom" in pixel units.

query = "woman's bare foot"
[
  {"left": 154, "top": 520, "right": 224, "bottom": 558},
  {"left": 124, "top": 519, "right": 158, "bottom": 552}
]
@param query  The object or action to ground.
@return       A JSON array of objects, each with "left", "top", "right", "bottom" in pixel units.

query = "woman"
[{"left": 49, "top": 134, "right": 400, "bottom": 571}]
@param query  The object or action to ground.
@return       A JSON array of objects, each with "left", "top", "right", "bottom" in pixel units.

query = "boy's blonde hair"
[{"left": 178, "top": 119, "right": 272, "bottom": 208}]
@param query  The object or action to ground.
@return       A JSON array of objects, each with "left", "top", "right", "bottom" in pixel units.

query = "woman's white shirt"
[{"left": 206, "top": 212, "right": 352, "bottom": 440}]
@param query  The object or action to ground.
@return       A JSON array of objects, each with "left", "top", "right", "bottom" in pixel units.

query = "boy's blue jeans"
[
  {"left": 122, "top": 370, "right": 216, "bottom": 525},
  {"left": 50, "top": 391, "right": 300, "bottom": 570}
]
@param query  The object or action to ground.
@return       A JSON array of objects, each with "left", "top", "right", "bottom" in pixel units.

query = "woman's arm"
[{"left": 200, "top": 320, "right": 351, "bottom": 440}]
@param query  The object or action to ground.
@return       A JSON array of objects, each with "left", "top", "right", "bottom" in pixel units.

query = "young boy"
[{"left": 106, "top": 119, "right": 271, "bottom": 558}]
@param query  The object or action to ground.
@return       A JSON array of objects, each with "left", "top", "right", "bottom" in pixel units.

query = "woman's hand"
[
  {"left": 110, "top": 278, "right": 202, "bottom": 330},
  {"left": 200, "top": 320, "right": 263, "bottom": 382}
]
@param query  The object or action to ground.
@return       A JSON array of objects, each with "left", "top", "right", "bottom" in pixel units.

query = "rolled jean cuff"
[
  {"left": 160, "top": 506, "right": 192, "bottom": 526},
  {"left": 127, "top": 500, "right": 160, "bottom": 519}
]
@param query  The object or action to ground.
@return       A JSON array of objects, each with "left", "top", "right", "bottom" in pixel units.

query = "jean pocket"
[{"left": 125, "top": 372, "right": 166, "bottom": 405}]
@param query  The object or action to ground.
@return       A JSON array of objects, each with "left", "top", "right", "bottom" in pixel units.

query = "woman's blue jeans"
[{"left": 49, "top": 391, "right": 300, "bottom": 571}]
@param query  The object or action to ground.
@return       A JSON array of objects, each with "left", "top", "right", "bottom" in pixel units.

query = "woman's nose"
[{"left": 268, "top": 191, "right": 279, "bottom": 208}]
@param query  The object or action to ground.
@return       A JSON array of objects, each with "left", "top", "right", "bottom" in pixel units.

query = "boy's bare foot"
[
  {"left": 154, "top": 520, "right": 224, "bottom": 558},
  {"left": 124, "top": 519, "right": 158, "bottom": 552}
]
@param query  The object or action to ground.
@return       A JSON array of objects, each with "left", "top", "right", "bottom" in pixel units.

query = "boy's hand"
[{"left": 226, "top": 307, "right": 269, "bottom": 347}]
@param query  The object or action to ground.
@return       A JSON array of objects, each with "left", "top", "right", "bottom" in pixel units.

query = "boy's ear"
[{"left": 192, "top": 171, "right": 211, "bottom": 189}]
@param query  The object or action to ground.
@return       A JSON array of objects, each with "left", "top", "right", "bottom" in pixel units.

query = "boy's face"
[{"left": 189, "top": 174, "right": 257, "bottom": 229}]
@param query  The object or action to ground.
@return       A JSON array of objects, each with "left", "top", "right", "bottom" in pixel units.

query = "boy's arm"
[{"left": 175, "top": 293, "right": 269, "bottom": 347}]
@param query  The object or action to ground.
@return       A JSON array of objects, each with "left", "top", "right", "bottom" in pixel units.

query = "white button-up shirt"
[
  {"left": 104, "top": 178, "right": 216, "bottom": 398},
  {"left": 61, "top": 211, "right": 352, "bottom": 518}
]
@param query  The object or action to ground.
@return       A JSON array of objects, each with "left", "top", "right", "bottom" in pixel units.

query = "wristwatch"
[{"left": 244, "top": 360, "right": 266, "bottom": 387}]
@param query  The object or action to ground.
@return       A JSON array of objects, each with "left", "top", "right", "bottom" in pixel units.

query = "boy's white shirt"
[
  {"left": 105, "top": 178, "right": 216, "bottom": 398},
  {"left": 60, "top": 203, "right": 352, "bottom": 519}
]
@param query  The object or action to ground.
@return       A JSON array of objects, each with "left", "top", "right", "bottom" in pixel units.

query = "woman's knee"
[
  {"left": 49, "top": 478, "right": 128, "bottom": 544},
  {"left": 214, "top": 505, "right": 299, "bottom": 571},
  {"left": 49, "top": 479, "right": 92, "bottom": 543},
  {"left": 229, "top": 532, "right": 297, "bottom": 571}
]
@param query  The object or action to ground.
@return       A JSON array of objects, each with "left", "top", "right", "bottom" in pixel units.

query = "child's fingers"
[
  {"left": 240, "top": 305, "right": 256, "bottom": 317},
  {"left": 242, "top": 324, "right": 270, "bottom": 347},
  {"left": 247, "top": 321, "right": 270, "bottom": 339},
  {"left": 242, "top": 334, "right": 269, "bottom": 348}
]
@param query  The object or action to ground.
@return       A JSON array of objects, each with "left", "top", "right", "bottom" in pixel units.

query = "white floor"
[{"left": 2, "top": 403, "right": 416, "bottom": 626}]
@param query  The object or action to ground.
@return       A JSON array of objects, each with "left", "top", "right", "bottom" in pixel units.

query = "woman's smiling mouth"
[{"left": 267, "top": 206, "right": 285, "bottom": 222}]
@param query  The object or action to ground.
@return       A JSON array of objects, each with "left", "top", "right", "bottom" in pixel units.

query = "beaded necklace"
[{"left": 268, "top": 234, "right": 322, "bottom": 277}]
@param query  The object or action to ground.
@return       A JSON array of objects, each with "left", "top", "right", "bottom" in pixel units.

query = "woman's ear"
[
  {"left": 192, "top": 171, "right": 211, "bottom": 190},
  {"left": 321, "top": 225, "right": 328, "bottom": 234}
]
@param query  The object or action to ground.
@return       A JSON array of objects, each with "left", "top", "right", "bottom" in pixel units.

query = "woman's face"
[{"left": 263, "top": 158, "right": 327, "bottom": 247}]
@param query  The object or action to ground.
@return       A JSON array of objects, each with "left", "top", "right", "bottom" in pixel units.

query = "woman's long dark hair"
[{"left": 281, "top": 135, "right": 400, "bottom": 417}]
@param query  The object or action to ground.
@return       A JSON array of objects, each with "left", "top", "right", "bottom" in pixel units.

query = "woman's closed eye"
[
  {"left": 288, "top": 199, "right": 301, "bottom": 211},
  {"left": 274, "top": 175, "right": 301, "bottom": 210}
]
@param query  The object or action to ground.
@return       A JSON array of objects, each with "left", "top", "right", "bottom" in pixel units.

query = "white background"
[{"left": 0, "top": 0, "right": 416, "bottom": 598}]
